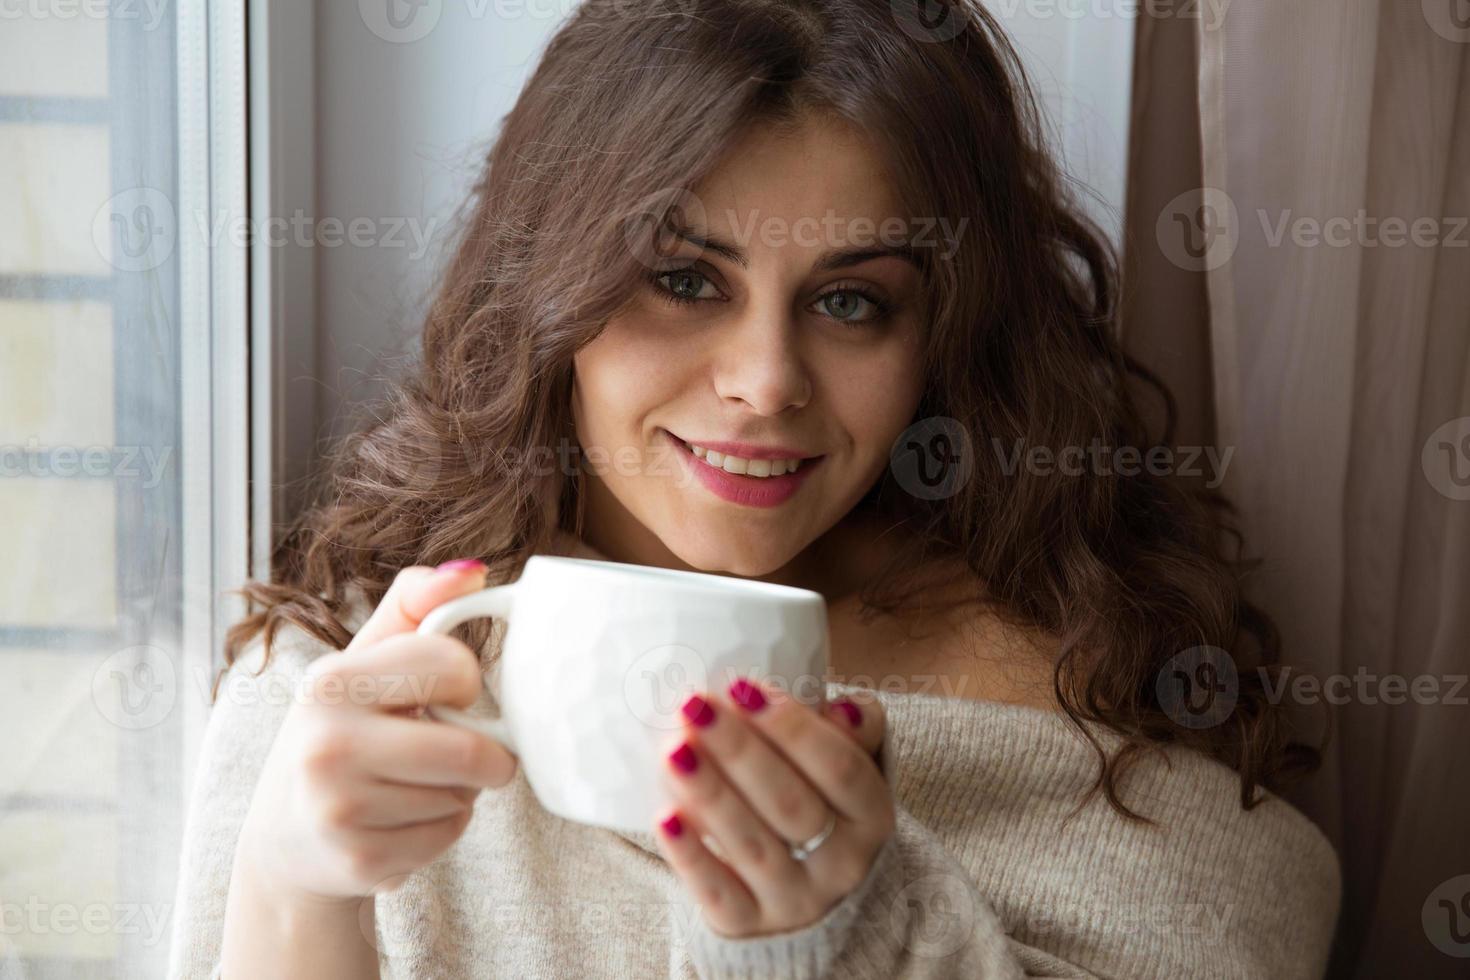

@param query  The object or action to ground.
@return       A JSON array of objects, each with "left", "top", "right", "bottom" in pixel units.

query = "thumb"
[{"left": 346, "top": 559, "right": 489, "bottom": 653}]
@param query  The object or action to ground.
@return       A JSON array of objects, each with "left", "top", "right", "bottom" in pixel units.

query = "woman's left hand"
[{"left": 652, "top": 677, "right": 895, "bottom": 938}]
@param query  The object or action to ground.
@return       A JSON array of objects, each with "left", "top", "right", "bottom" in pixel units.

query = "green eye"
[
  {"left": 649, "top": 268, "right": 717, "bottom": 305},
  {"left": 645, "top": 268, "right": 894, "bottom": 327},
  {"left": 820, "top": 290, "right": 866, "bottom": 321}
]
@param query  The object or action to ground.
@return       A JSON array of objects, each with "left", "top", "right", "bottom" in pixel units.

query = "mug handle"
[{"left": 416, "top": 584, "right": 519, "bottom": 754}]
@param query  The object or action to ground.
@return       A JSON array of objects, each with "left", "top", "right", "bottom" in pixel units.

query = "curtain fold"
[
  {"left": 1128, "top": 3, "right": 1470, "bottom": 975},
  {"left": 1119, "top": 14, "right": 1215, "bottom": 449}
]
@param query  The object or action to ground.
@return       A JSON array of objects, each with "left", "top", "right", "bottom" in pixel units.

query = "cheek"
[
  {"left": 572, "top": 346, "right": 625, "bottom": 451},
  {"left": 821, "top": 339, "right": 925, "bottom": 458},
  {"left": 573, "top": 319, "right": 688, "bottom": 445}
]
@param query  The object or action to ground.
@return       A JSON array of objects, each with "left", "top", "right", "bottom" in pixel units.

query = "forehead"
[{"left": 691, "top": 114, "right": 904, "bottom": 236}]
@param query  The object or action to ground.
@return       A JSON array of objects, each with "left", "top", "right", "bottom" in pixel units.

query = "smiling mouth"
[
  {"left": 659, "top": 428, "right": 824, "bottom": 508},
  {"left": 662, "top": 430, "right": 820, "bottom": 479}
]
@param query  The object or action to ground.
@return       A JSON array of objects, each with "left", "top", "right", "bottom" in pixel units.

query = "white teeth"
[{"left": 683, "top": 441, "right": 805, "bottom": 478}]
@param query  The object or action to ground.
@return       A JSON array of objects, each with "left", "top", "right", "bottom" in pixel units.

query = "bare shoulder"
[{"left": 826, "top": 555, "right": 1061, "bottom": 710}]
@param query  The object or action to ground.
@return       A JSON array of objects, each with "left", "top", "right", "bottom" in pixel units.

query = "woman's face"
[{"left": 571, "top": 114, "right": 928, "bottom": 580}]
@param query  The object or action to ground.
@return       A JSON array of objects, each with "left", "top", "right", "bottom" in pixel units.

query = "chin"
[{"left": 663, "top": 530, "right": 796, "bottom": 580}]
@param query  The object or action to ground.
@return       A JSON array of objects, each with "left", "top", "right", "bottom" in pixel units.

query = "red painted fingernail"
[
  {"left": 660, "top": 813, "right": 684, "bottom": 838},
  {"left": 669, "top": 742, "right": 698, "bottom": 774},
  {"left": 681, "top": 694, "right": 715, "bottom": 728},
  {"left": 832, "top": 699, "right": 863, "bottom": 727},
  {"left": 436, "top": 558, "right": 487, "bottom": 574},
  {"left": 728, "top": 678, "right": 766, "bottom": 712}
]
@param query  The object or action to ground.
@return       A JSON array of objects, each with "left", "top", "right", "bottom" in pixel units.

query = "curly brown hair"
[{"left": 225, "top": 0, "right": 1319, "bottom": 820}]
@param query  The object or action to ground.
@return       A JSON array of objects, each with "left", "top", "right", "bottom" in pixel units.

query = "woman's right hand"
[{"left": 234, "top": 561, "right": 517, "bottom": 903}]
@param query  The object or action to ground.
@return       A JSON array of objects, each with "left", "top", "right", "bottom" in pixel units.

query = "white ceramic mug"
[{"left": 416, "top": 555, "right": 830, "bottom": 835}]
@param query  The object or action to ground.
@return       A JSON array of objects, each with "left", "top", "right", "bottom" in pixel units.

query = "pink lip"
[
  {"left": 662, "top": 429, "right": 821, "bottom": 508},
  {"left": 665, "top": 432, "right": 820, "bottom": 461}
]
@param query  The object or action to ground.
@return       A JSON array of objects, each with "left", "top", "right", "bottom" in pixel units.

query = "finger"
[
  {"left": 347, "top": 560, "right": 488, "bottom": 653},
  {"left": 822, "top": 689, "right": 885, "bottom": 758},
  {"left": 307, "top": 632, "right": 485, "bottom": 712},
  {"left": 322, "top": 780, "right": 475, "bottom": 830},
  {"left": 660, "top": 738, "right": 809, "bottom": 917},
  {"left": 676, "top": 692, "right": 831, "bottom": 856},
  {"left": 351, "top": 807, "right": 476, "bottom": 882},
  {"left": 722, "top": 678, "right": 889, "bottom": 831},
  {"left": 350, "top": 712, "right": 516, "bottom": 788},
  {"left": 652, "top": 808, "right": 760, "bottom": 937}
]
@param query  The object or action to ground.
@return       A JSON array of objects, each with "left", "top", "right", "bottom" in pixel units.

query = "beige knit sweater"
[{"left": 168, "top": 588, "right": 1341, "bottom": 979}]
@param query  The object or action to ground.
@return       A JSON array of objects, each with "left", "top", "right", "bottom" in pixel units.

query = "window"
[{"left": 0, "top": 4, "right": 248, "bottom": 976}]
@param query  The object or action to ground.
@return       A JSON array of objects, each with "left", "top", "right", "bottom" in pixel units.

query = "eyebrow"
[{"left": 668, "top": 225, "right": 923, "bottom": 273}]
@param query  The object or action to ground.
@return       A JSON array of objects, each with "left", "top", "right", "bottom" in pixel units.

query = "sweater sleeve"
[
  {"left": 671, "top": 736, "right": 1093, "bottom": 980},
  {"left": 165, "top": 631, "right": 325, "bottom": 980},
  {"left": 670, "top": 693, "right": 1340, "bottom": 980},
  {"left": 673, "top": 810, "right": 1067, "bottom": 979}
]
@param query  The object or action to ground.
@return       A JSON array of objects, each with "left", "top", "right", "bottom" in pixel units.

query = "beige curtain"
[{"left": 1123, "top": 4, "right": 1470, "bottom": 977}]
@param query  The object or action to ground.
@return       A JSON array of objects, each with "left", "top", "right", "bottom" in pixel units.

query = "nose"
[{"left": 709, "top": 308, "right": 813, "bottom": 416}]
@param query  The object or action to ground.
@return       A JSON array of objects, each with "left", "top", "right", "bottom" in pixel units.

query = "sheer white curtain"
[
  {"left": 1132, "top": 3, "right": 1470, "bottom": 976},
  {"left": 0, "top": 4, "right": 247, "bottom": 978}
]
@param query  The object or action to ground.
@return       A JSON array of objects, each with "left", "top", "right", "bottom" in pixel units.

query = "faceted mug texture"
[{"left": 493, "top": 557, "right": 829, "bottom": 834}]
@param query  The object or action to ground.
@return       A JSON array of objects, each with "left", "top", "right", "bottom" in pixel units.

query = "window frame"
[{"left": 246, "top": 0, "right": 318, "bottom": 591}]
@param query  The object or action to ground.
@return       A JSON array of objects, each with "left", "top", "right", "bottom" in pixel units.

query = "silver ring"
[{"left": 788, "top": 811, "right": 838, "bottom": 862}]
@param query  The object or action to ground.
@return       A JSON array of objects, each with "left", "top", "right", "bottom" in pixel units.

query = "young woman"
[{"left": 169, "top": 1, "right": 1340, "bottom": 976}]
